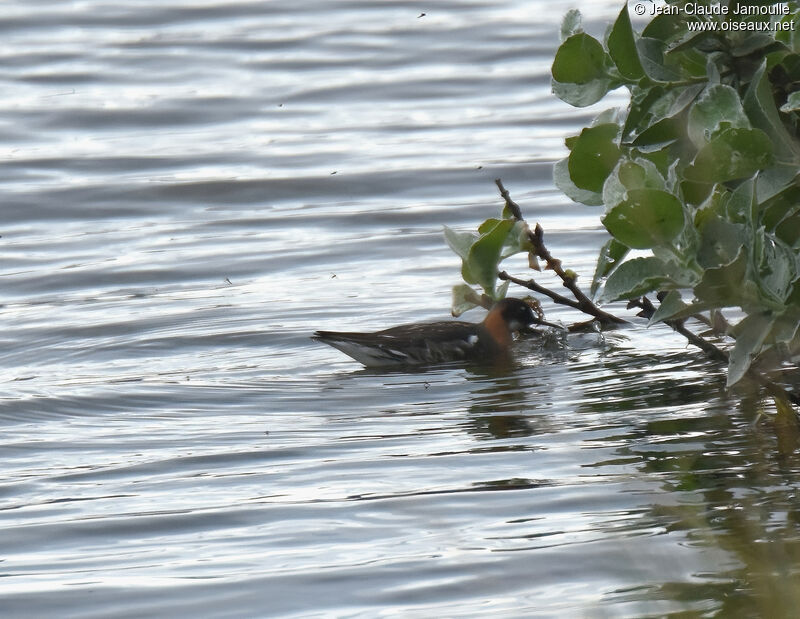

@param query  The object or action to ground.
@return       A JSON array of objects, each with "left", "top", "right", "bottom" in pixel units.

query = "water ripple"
[{"left": 1, "top": 0, "right": 796, "bottom": 617}]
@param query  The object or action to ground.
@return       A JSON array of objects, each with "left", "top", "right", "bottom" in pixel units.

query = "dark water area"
[{"left": 2, "top": 0, "right": 800, "bottom": 616}]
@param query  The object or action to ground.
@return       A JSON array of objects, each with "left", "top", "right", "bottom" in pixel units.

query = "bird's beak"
[{"left": 526, "top": 317, "right": 566, "bottom": 331}]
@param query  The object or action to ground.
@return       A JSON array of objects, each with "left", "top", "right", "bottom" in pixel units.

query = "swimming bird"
[{"left": 313, "top": 297, "right": 541, "bottom": 367}]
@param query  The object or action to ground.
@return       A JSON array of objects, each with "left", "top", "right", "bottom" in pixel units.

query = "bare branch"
[
  {"left": 629, "top": 297, "right": 800, "bottom": 407},
  {"left": 528, "top": 223, "right": 626, "bottom": 325},
  {"left": 494, "top": 180, "right": 626, "bottom": 326},
  {"left": 498, "top": 270, "right": 580, "bottom": 310},
  {"left": 494, "top": 179, "right": 523, "bottom": 220}
]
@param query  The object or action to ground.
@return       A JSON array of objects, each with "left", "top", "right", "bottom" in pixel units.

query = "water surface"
[{"left": 2, "top": 1, "right": 799, "bottom": 616}]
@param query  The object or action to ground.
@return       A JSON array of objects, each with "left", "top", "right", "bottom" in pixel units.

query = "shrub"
[{"left": 446, "top": 1, "right": 800, "bottom": 397}]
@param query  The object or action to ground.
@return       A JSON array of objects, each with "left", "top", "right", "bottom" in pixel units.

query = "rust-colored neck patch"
[{"left": 482, "top": 307, "right": 512, "bottom": 350}]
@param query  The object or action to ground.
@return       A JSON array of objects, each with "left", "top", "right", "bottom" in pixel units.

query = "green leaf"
[
  {"left": 552, "top": 33, "right": 608, "bottom": 84},
  {"left": 600, "top": 256, "right": 669, "bottom": 302},
  {"left": 681, "top": 179, "right": 713, "bottom": 207},
  {"left": 602, "top": 167, "right": 628, "bottom": 211},
  {"left": 684, "top": 127, "right": 773, "bottom": 184},
  {"left": 623, "top": 84, "right": 704, "bottom": 144},
  {"left": 789, "top": 276, "right": 800, "bottom": 306},
  {"left": 603, "top": 158, "right": 666, "bottom": 209},
  {"left": 687, "top": 84, "right": 751, "bottom": 148},
  {"left": 666, "top": 159, "right": 681, "bottom": 192},
  {"left": 637, "top": 37, "right": 683, "bottom": 82},
  {"left": 553, "top": 157, "right": 604, "bottom": 206},
  {"left": 619, "top": 158, "right": 665, "bottom": 190},
  {"left": 591, "top": 108, "right": 621, "bottom": 126},
  {"left": 628, "top": 83, "right": 704, "bottom": 147},
  {"left": 552, "top": 33, "right": 616, "bottom": 107},
  {"left": 451, "top": 284, "right": 482, "bottom": 317},
  {"left": 631, "top": 117, "right": 683, "bottom": 149},
  {"left": 591, "top": 237, "right": 629, "bottom": 297},
  {"left": 775, "top": 212, "right": 800, "bottom": 247},
  {"left": 667, "top": 27, "right": 718, "bottom": 56},
  {"left": 477, "top": 218, "right": 502, "bottom": 234},
  {"left": 732, "top": 33, "right": 778, "bottom": 58},
  {"left": 757, "top": 232, "right": 797, "bottom": 303},
  {"left": 727, "top": 312, "right": 774, "bottom": 386},
  {"left": 671, "top": 47, "right": 708, "bottom": 79},
  {"left": 608, "top": 4, "right": 644, "bottom": 80},
  {"left": 443, "top": 225, "right": 476, "bottom": 260},
  {"left": 602, "top": 188, "right": 684, "bottom": 249},
  {"left": 560, "top": 9, "right": 582, "bottom": 42},
  {"left": 772, "top": 310, "right": 800, "bottom": 345},
  {"left": 696, "top": 215, "right": 745, "bottom": 269},
  {"left": 694, "top": 248, "right": 750, "bottom": 308},
  {"left": 467, "top": 218, "right": 517, "bottom": 297},
  {"left": 479, "top": 218, "right": 532, "bottom": 259},
  {"left": 780, "top": 90, "right": 800, "bottom": 112},
  {"left": 775, "top": 12, "right": 800, "bottom": 48},
  {"left": 623, "top": 85, "right": 667, "bottom": 141},
  {"left": 552, "top": 79, "right": 616, "bottom": 108},
  {"left": 726, "top": 177, "right": 757, "bottom": 228},
  {"left": 664, "top": 301, "right": 716, "bottom": 322},
  {"left": 496, "top": 279, "right": 510, "bottom": 301},
  {"left": 762, "top": 190, "right": 800, "bottom": 232},
  {"left": 568, "top": 123, "right": 621, "bottom": 193},
  {"left": 756, "top": 164, "right": 800, "bottom": 204},
  {"left": 500, "top": 221, "right": 533, "bottom": 259},
  {"left": 649, "top": 290, "right": 688, "bottom": 324},
  {"left": 444, "top": 225, "right": 480, "bottom": 284},
  {"left": 643, "top": 12, "right": 687, "bottom": 43},
  {"left": 743, "top": 61, "right": 800, "bottom": 163}
]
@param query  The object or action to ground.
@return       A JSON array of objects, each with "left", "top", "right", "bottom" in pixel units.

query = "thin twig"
[
  {"left": 630, "top": 297, "right": 800, "bottom": 407},
  {"left": 671, "top": 321, "right": 729, "bottom": 364},
  {"left": 529, "top": 222, "right": 627, "bottom": 325},
  {"left": 494, "top": 178, "right": 523, "bottom": 220},
  {"left": 498, "top": 270, "right": 581, "bottom": 310},
  {"left": 629, "top": 297, "right": 728, "bottom": 363},
  {"left": 494, "top": 179, "right": 626, "bottom": 326}
]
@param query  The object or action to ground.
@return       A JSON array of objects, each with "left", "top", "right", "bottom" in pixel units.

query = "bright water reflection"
[{"left": 1, "top": 0, "right": 800, "bottom": 617}]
